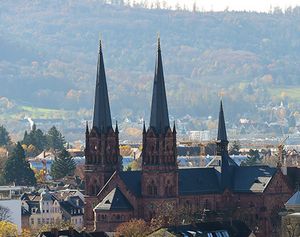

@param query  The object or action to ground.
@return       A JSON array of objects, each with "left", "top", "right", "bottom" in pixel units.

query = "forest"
[{"left": 1, "top": 1, "right": 300, "bottom": 123}]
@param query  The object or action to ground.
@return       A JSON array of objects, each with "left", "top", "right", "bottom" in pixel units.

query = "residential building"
[{"left": 21, "top": 189, "right": 84, "bottom": 230}]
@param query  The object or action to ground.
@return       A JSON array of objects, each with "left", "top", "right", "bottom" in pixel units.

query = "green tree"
[
  {"left": 241, "top": 149, "right": 261, "bottom": 166},
  {"left": 46, "top": 126, "right": 65, "bottom": 151},
  {"left": 51, "top": 149, "right": 76, "bottom": 180},
  {"left": 0, "top": 126, "right": 10, "bottom": 147},
  {"left": 229, "top": 140, "right": 240, "bottom": 155},
  {"left": 22, "top": 124, "right": 47, "bottom": 154},
  {"left": 3, "top": 143, "right": 36, "bottom": 186}
]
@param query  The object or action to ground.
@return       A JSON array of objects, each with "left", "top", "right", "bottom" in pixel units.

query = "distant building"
[
  {"left": 0, "top": 186, "right": 25, "bottom": 233},
  {"left": 21, "top": 189, "right": 84, "bottom": 230},
  {"left": 84, "top": 40, "right": 293, "bottom": 237},
  {"left": 189, "top": 130, "right": 210, "bottom": 141}
]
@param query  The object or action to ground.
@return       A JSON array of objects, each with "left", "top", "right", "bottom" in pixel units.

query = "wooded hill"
[{"left": 1, "top": 1, "right": 300, "bottom": 122}]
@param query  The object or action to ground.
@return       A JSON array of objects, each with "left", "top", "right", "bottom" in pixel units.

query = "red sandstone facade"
[{"left": 84, "top": 40, "right": 293, "bottom": 237}]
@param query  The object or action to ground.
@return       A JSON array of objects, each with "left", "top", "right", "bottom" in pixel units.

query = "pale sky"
[{"left": 134, "top": 0, "right": 300, "bottom": 12}]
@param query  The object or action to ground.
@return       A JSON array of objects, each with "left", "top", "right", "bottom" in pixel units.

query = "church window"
[{"left": 153, "top": 186, "right": 158, "bottom": 195}]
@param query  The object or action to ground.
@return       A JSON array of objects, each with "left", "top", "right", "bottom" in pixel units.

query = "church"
[{"left": 84, "top": 39, "right": 293, "bottom": 237}]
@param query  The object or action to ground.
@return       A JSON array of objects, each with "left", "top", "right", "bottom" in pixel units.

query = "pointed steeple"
[
  {"left": 173, "top": 121, "right": 176, "bottom": 134},
  {"left": 149, "top": 37, "right": 170, "bottom": 134},
  {"left": 216, "top": 101, "right": 231, "bottom": 189},
  {"left": 217, "top": 100, "right": 228, "bottom": 142},
  {"left": 115, "top": 121, "right": 119, "bottom": 134},
  {"left": 92, "top": 39, "right": 112, "bottom": 133},
  {"left": 86, "top": 121, "right": 89, "bottom": 135}
]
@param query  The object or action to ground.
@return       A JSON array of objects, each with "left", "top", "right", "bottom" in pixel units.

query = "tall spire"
[
  {"left": 92, "top": 39, "right": 112, "bottom": 133},
  {"left": 149, "top": 37, "right": 170, "bottom": 134},
  {"left": 217, "top": 100, "right": 228, "bottom": 142}
]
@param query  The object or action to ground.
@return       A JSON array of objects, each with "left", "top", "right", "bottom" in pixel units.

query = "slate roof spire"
[
  {"left": 149, "top": 36, "right": 170, "bottom": 134},
  {"left": 217, "top": 100, "right": 228, "bottom": 142},
  {"left": 216, "top": 101, "right": 231, "bottom": 189},
  {"left": 92, "top": 39, "right": 112, "bottom": 133}
]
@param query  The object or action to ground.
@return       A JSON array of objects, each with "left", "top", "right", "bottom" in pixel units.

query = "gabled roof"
[
  {"left": 60, "top": 200, "right": 83, "bottom": 216},
  {"left": 149, "top": 37, "right": 170, "bottom": 134},
  {"left": 92, "top": 40, "right": 112, "bottom": 134},
  {"left": 286, "top": 190, "right": 300, "bottom": 207},
  {"left": 116, "top": 166, "right": 277, "bottom": 198},
  {"left": 232, "top": 166, "right": 277, "bottom": 193},
  {"left": 94, "top": 187, "right": 133, "bottom": 211},
  {"left": 119, "top": 171, "right": 142, "bottom": 197}
]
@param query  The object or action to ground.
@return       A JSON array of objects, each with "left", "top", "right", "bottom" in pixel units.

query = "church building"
[{"left": 84, "top": 39, "right": 293, "bottom": 237}]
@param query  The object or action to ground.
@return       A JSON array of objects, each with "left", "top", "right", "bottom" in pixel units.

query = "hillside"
[{"left": 1, "top": 1, "right": 300, "bottom": 123}]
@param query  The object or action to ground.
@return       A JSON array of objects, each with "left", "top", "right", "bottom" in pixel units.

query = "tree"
[
  {"left": 22, "top": 124, "right": 47, "bottom": 155},
  {"left": 0, "top": 206, "right": 10, "bottom": 221},
  {"left": 51, "top": 149, "right": 76, "bottom": 180},
  {"left": 46, "top": 126, "right": 65, "bottom": 151},
  {"left": 229, "top": 140, "right": 240, "bottom": 155},
  {"left": 241, "top": 149, "right": 261, "bottom": 166},
  {"left": 115, "top": 219, "right": 150, "bottom": 237},
  {"left": 3, "top": 142, "right": 36, "bottom": 186},
  {"left": 0, "top": 221, "right": 17, "bottom": 237},
  {"left": 0, "top": 126, "right": 10, "bottom": 147}
]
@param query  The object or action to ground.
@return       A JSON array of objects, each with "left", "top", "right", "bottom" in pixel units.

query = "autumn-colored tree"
[
  {"left": 115, "top": 219, "right": 150, "bottom": 237},
  {"left": 33, "top": 168, "right": 47, "bottom": 183},
  {"left": 0, "top": 221, "right": 17, "bottom": 237},
  {"left": 120, "top": 145, "right": 132, "bottom": 156}
]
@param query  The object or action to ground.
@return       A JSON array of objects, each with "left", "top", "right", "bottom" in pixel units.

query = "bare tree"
[
  {"left": 0, "top": 205, "right": 11, "bottom": 221},
  {"left": 282, "top": 218, "right": 300, "bottom": 237}
]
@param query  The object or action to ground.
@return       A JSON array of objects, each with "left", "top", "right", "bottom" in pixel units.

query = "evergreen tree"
[
  {"left": 22, "top": 124, "right": 47, "bottom": 153},
  {"left": 46, "top": 126, "right": 65, "bottom": 151},
  {"left": 241, "top": 149, "right": 261, "bottom": 166},
  {"left": 51, "top": 149, "right": 76, "bottom": 180},
  {"left": 229, "top": 140, "right": 240, "bottom": 155},
  {"left": 3, "top": 142, "right": 36, "bottom": 185},
  {"left": 0, "top": 125, "right": 10, "bottom": 147}
]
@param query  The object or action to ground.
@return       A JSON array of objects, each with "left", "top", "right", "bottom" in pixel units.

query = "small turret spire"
[
  {"left": 173, "top": 121, "right": 176, "bottom": 133},
  {"left": 115, "top": 120, "right": 119, "bottom": 133},
  {"left": 86, "top": 121, "right": 89, "bottom": 135},
  {"left": 217, "top": 100, "right": 228, "bottom": 142},
  {"left": 143, "top": 120, "right": 146, "bottom": 134}
]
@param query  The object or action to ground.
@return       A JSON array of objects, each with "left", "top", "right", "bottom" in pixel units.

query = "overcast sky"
[{"left": 136, "top": 0, "right": 300, "bottom": 12}]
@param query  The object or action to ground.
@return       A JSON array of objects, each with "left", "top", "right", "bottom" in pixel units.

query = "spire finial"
[
  {"left": 99, "top": 33, "right": 102, "bottom": 53},
  {"left": 157, "top": 33, "right": 160, "bottom": 51}
]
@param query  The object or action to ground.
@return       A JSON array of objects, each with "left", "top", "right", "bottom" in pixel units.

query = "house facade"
[
  {"left": 84, "top": 39, "right": 293, "bottom": 237},
  {"left": 21, "top": 189, "right": 84, "bottom": 230}
]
